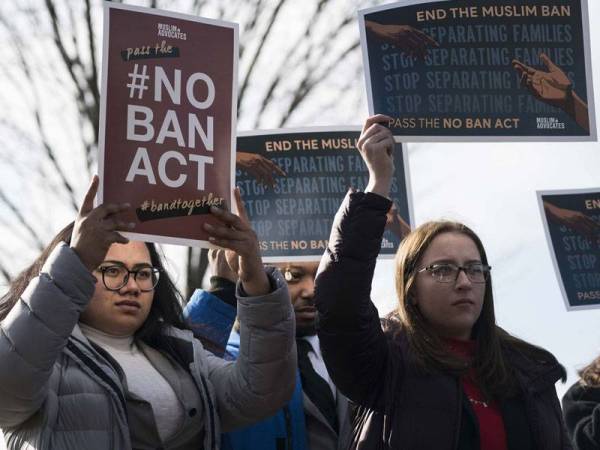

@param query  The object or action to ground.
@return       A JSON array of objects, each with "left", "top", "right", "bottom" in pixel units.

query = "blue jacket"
[
  {"left": 184, "top": 290, "right": 309, "bottom": 450},
  {"left": 184, "top": 289, "right": 237, "bottom": 360}
]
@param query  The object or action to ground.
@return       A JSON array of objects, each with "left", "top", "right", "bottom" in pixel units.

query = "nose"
[
  {"left": 300, "top": 278, "right": 315, "bottom": 299},
  {"left": 454, "top": 268, "right": 472, "bottom": 289},
  {"left": 120, "top": 272, "right": 141, "bottom": 294}
]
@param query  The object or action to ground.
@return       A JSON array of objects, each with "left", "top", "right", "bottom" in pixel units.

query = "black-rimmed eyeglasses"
[
  {"left": 417, "top": 263, "right": 491, "bottom": 284},
  {"left": 97, "top": 264, "right": 161, "bottom": 292}
]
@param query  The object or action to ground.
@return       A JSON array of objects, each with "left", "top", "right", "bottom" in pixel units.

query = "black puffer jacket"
[
  {"left": 314, "top": 190, "right": 571, "bottom": 450},
  {"left": 563, "top": 381, "right": 600, "bottom": 449}
]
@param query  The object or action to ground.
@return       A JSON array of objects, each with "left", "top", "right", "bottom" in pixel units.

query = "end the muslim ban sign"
[
  {"left": 98, "top": 3, "right": 237, "bottom": 246},
  {"left": 359, "top": 0, "right": 596, "bottom": 141}
]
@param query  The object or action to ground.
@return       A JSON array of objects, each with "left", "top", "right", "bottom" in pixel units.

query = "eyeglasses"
[
  {"left": 417, "top": 263, "right": 491, "bottom": 284},
  {"left": 97, "top": 264, "right": 161, "bottom": 292}
]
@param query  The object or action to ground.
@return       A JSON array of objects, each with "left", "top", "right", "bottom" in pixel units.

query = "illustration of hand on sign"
[
  {"left": 512, "top": 52, "right": 589, "bottom": 132},
  {"left": 544, "top": 201, "right": 600, "bottom": 242},
  {"left": 386, "top": 201, "right": 411, "bottom": 240},
  {"left": 236, "top": 152, "right": 286, "bottom": 188},
  {"left": 365, "top": 20, "right": 438, "bottom": 59}
]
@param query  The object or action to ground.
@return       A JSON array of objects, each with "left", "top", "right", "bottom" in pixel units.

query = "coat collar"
[{"left": 502, "top": 343, "right": 565, "bottom": 394}]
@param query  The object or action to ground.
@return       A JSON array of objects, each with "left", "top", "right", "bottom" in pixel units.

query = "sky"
[{"left": 1, "top": 0, "right": 600, "bottom": 447}]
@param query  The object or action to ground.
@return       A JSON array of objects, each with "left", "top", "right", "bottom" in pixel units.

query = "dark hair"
[
  {"left": 0, "top": 222, "right": 76, "bottom": 322},
  {"left": 0, "top": 222, "right": 189, "bottom": 346},
  {"left": 137, "top": 240, "right": 189, "bottom": 347},
  {"left": 390, "top": 220, "right": 557, "bottom": 399}
]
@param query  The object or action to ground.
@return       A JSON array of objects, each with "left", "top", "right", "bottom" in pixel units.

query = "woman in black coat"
[{"left": 313, "top": 114, "right": 571, "bottom": 449}]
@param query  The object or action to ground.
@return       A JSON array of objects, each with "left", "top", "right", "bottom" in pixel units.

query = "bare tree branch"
[
  {"left": 0, "top": 9, "right": 80, "bottom": 211},
  {"left": 45, "top": 1, "right": 88, "bottom": 112},
  {"left": 252, "top": 0, "right": 329, "bottom": 128},
  {"left": 238, "top": 0, "right": 288, "bottom": 110},
  {"left": 0, "top": 260, "right": 11, "bottom": 284},
  {"left": 45, "top": 0, "right": 99, "bottom": 157},
  {"left": 278, "top": 39, "right": 360, "bottom": 127},
  {"left": 253, "top": 2, "right": 358, "bottom": 127},
  {"left": 237, "top": 0, "right": 263, "bottom": 59},
  {"left": 84, "top": 0, "right": 100, "bottom": 146},
  {"left": 0, "top": 188, "right": 45, "bottom": 251},
  {"left": 191, "top": 0, "right": 209, "bottom": 15}
]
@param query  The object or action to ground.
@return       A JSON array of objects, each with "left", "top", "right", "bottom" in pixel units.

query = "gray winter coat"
[{"left": 0, "top": 243, "right": 296, "bottom": 449}]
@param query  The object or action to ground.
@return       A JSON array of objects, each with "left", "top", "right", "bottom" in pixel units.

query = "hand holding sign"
[
  {"left": 70, "top": 176, "right": 134, "bottom": 272},
  {"left": 204, "top": 188, "right": 270, "bottom": 296},
  {"left": 207, "top": 248, "right": 239, "bottom": 283},
  {"left": 358, "top": 114, "right": 395, "bottom": 199}
]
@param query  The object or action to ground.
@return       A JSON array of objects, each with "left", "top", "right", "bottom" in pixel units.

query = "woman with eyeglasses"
[
  {"left": 0, "top": 177, "right": 296, "bottom": 450},
  {"left": 314, "top": 115, "right": 571, "bottom": 449}
]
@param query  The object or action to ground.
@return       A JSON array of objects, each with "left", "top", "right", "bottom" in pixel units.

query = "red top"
[{"left": 446, "top": 339, "right": 508, "bottom": 450}]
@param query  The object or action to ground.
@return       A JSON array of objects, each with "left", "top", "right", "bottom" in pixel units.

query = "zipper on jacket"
[
  {"left": 273, "top": 406, "right": 293, "bottom": 450},
  {"left": 454, "top": 381, "right": 462, "bottom": 450},
  {"left": 520, "top": 383, "right": 543, "bottom": 449},
  {"left": 108, "top": 400, "right": 114, "bottom": 449}
]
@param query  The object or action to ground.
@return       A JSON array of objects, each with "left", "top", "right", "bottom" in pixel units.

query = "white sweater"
[{"left": 80, "top": 323, "right": 183, "bottom": 442}]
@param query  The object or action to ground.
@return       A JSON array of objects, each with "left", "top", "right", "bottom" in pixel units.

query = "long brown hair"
[{"left": 390, "top": 220, "right": 551, "bottom": 399}]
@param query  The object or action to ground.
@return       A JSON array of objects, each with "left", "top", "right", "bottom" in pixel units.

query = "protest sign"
[
  {"left": 236, "top": 127, "right": 413, "bottom": 261},
  {"left": 360, "top": 0, "right": 596, "bottom": 141},
  {"left": 98, "top": 3, "right": 237, "bottom": 246},
  {"left": 538, "top": 188, "right": 600, "bottom": 310}
]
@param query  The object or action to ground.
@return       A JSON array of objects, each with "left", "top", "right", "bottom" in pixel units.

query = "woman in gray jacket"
[{"left": 0, "top": 177, "right": 296, "bottom": 450}]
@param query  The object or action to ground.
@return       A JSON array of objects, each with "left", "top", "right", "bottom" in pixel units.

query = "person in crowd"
[
  {"left": 512, "top": 52, "right": 589, "bottom": 133},
  {"left": 183, "top": 249, "right": 240, "bottom": 361},
  {"left": 563, "top": 356, "right": 600, "bottom": 449},
  {"left": 313, "top": 114, "right": 571, "bottom": 449},
  {"left": 185, "top": 250, "right": 352, "bottom": 450},
  {"left": 0, "top": 177, "right": 296, "bottom": 450}
]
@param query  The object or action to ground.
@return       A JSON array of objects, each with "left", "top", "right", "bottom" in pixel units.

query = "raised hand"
[
  {"left": 236, "top": 152, "right": 286, "bottom": 188},
  {"left": 365, "top": 21, "right": 438, "bottom": 59},
  {"left": 357, "top": 114, "right": 396, "bottom": 199},
  {"left": 203, "top": 188, "right": 269, "bottom": 296},
  {"left": 207, "top": 248, "right": 239, "bottom": 283},
  {"left": 70, "top": 176, "right": 134, "bottom": 271}
]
